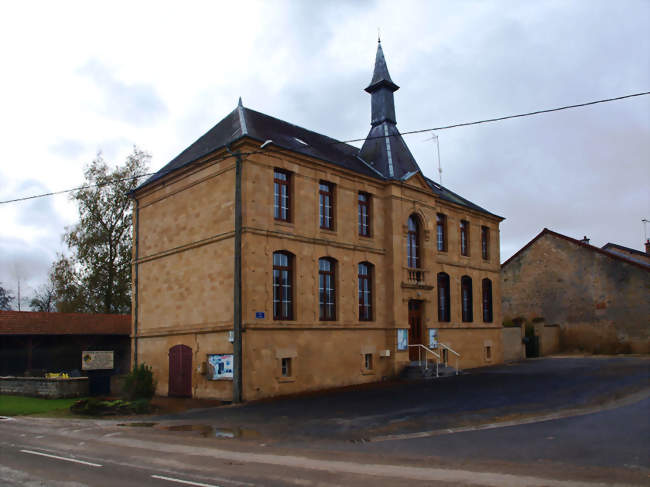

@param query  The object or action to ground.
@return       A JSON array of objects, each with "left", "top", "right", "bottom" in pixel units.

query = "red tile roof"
[{"left": 0, "top": 311, "right": 131, "bottom": 335}]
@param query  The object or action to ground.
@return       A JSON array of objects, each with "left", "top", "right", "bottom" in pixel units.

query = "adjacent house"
[
  {"left": 501, "top": 228, "right": 650, "bottom": 354},
  {"left": 131, "top": 42, "right": 505, "bottom": 401}
]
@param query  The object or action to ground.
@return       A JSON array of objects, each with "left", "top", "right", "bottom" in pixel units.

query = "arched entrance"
[{"left": 168, "top": 344, "right": 192, "bottom": 397}]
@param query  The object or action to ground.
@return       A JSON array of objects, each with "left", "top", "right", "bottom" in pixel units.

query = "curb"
[{"left": 369, "top": 387, "right": 650, "bottom": 442}]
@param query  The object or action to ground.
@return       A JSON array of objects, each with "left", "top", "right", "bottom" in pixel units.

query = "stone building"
[
  {"left": 131, "top": 42, "right": 504, "bottom": 401},
  {"left": 501, "top": 228, "right": 650, "bottom": 354}
]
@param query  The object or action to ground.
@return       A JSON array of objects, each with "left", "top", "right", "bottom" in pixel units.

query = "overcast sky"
[{"left": 1, "top": 0, "right": 648, "bottom": 307}]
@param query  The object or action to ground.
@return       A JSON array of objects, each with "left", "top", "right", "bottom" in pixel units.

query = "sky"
[{"left": 1, "top": 0, "right": 649, "bottom": 308}]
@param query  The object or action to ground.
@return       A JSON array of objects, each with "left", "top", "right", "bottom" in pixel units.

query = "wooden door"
[
  {"left": 169, "top": 344, "right": 192, "bottom": 397},
  {"left": 408, "top": 300, "right": 423, "bottom": 361}
]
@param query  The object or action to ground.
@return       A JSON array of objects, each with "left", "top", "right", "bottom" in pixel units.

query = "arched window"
[
  {"left": 319, "top": 258, "right": 336, "bottom": 321},
  {"left": 358, "top": 262, "right": 373, "bottom": 321},
  {"left": 461, "top": 276, "right": 473, "bottom": 322},
  {"left": 437, "top": 272, "right": 450, "bottom": 322},
  {"left": 273, "top": 251, "right": 293, "bottom": 320},
  {"left": 407, "top": 215, "right": 420, "bottom": 268},
  {"left": 482, "top": 278, "right": 493, "bottom": 323}
]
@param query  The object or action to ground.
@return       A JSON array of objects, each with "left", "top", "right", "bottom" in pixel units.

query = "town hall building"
[{"left": 131, "top": 41, "right": 505, "bottom": 401}]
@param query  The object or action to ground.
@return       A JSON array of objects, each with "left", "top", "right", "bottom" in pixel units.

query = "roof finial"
[
  {"left": 377, "top": 27, "right": 381, "bottom": 43},
  {"left": 238, "top": 96, "right": 243, "bottom": 107}
]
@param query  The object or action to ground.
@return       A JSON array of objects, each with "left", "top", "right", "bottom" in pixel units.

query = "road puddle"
[
  {"left": 117, "top": 422, "right": 157, "bottom": 427},
  {"left": 158, "top": 424, "right": 260, "bottom": 439}
]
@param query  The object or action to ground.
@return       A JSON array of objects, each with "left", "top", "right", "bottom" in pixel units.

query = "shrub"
[
  {"left": 123, "top": 363, "right": 156, "bottom": 401},
  {"left": 70, "top": 398, "right": 151, "bottom": 416}
]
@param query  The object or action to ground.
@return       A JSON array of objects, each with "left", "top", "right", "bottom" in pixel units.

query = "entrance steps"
[{"left": 401, "top": 361, "right": 461, "bottom": 380}]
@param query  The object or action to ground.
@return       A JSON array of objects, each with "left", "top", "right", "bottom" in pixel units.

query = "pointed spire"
[
  {"left": 365, "top": 41, "right": 399, "bottom": 126},
  {"left": 365, "top": 40, "right": 399, "bottom": 94},
  {"left": 360, "top": 41, "right": 421, "bottom": 179},
  {"left": 238, "top": 96, "right": 243, "bottom": 107}
]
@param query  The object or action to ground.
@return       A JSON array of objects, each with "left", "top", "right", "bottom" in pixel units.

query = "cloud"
[
  {"left": 49, "top": 139, "right": 87, "bottom": 159},
  {"left": 79, "top": 59, "right": 167, "bottom": 125}
]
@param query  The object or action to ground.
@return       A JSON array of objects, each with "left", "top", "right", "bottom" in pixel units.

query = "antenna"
[{"left": 430, "top": 133, "right": 443, "bottom": 184}]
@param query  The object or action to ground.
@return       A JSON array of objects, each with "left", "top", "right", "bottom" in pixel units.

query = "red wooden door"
[
  {"left": 169, "top": 344, "right": 192, "bottom": 397},
  {"left": 408, "top": 300, "right": 423, "bottom": 361}
]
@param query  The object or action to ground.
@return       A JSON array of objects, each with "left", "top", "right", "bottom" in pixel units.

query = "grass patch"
[{"left": 0, "top": 395, "right": 84, "bottom": 416}]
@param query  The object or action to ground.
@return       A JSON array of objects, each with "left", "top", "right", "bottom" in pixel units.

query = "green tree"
[
  {"left": 52, "top": 148, "right": 150, "bottom": 314},
  {"left": 0, "top": 283, "right": 15, "bottom": 310}
]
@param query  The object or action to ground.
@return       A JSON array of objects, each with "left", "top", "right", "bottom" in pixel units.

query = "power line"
[
  {"left": 0, "top": 172, "right": 156, "bottom": 204},
  {"left": 1, "top": 90, "right": 648, "bottom": 206},
  {"left": 339, "top": 91, "right": 650, "bottom": 145},
  {"left": 0, "top": 150, "right": 262, "bottom": 205}
]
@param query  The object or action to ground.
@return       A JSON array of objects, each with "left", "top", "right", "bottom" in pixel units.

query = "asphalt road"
[
  {"left": 154, "top": 357, "right": 650, "bottom": 441},
  {"left": 0, "top": 357, "right": 648, "bottom": 486}
]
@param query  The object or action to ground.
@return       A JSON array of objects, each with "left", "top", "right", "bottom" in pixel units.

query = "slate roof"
[
  {"left": 365, "top": 40, "right": 399, "bottom": 93},
  {"left": 424, "top": 176, "right": 502, "bottom": 218},
  {"left": 0, "top": 311, "right": 131, "bottom": 335},
  {"left": 136, "top": 43, "right": 501, "bottom": 219},
  {"left": 359, "top": 122, "right": 420, "bottom": 179},
  {"left": 137, "top": 103, "right": 382, "bottom": 190},
  {"left": 602, "top": 242, "right": 650, "bottom": 267}
]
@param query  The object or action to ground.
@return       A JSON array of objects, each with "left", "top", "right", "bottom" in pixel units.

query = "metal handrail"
[
  {"left": 408, "top": 344, "right": 440, "bottom": 378},
  {"left": 439, "top": 342, "right": 460, "bottom": 375},
  {"left": 439, "top": 341, "right": 459, "bottom": 356}
]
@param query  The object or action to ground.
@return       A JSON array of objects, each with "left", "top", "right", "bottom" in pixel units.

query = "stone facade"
[
  {"left": 501, "top": 229, "right": 650, "bottom": 354},
  {"left": 132, "top": 43, "right": 504, "bottom": 401}
]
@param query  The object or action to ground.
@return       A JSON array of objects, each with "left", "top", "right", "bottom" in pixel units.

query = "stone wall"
[
  {"left": 502, "top": 232, "right": 650, "bottom": 354},
  {"left": 502, "top": 326, "right": 525, "bottom": 362},
  {"left": 0, "top": 377, "right": 88, "bottom": 398},
  {"left": 537, "top": 324, "right": 560, "bottom": 356}
]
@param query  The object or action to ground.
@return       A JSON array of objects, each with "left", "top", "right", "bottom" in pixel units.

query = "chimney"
[
  {"left": 645, "top": 239, "right": 650, "bottom": 255},
  {"left": 580, "top": 236, "right": 590, "bottom": 245}
]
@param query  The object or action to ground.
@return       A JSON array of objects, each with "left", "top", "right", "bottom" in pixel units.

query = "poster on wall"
[
  {"left": 429, "top": 329, "right": 439, "bottom": 349},
  {"left": 207, "top": 354, "right": 233, "bottom": 380},
  {"left": 397, "top": 329, "right": 408, "bottom": 351}
]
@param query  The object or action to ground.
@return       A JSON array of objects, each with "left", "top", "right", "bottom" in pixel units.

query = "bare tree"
[
  {"left": 29, "top": 281, "right": 57, "bottom": 312},
  {"left": 0, "top": 283, "right": 15, "bottom": 310}
]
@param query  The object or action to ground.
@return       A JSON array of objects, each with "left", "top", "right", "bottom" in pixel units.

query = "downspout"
[
  {"left": 133, "top": 198, "right": 140, "bottom": 369},
  {"left": 227, "top": 145, "right": 243, "bottom": 403}
]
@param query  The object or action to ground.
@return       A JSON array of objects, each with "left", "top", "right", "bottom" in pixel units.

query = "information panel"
[
  {"left": 429, "top": 329, "right": 439, "bottom": 349},
  {"left": 82, "top": 351, "right": 114, "bottom": 370},
  {"left": 397, "top": 329, "right": 408, "bottom": 351},
  {"left": 207, "top": 354, "right": 233, "bottom": 380}
]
